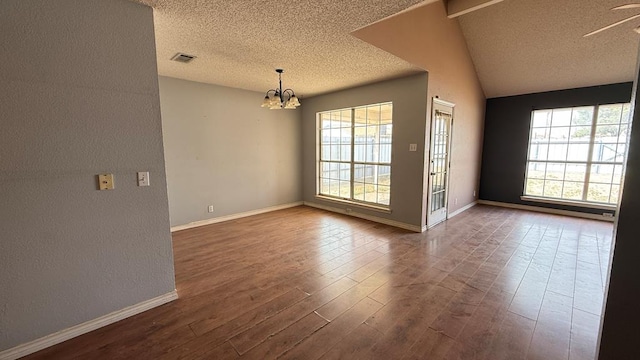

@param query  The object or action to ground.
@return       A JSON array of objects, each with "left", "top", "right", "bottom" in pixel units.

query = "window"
[
  {"left": 524, "top": 103, "right": 631, "bottom": 205},
  {"left": 318, "top": 102, "right": 392, "bottom": 207}
]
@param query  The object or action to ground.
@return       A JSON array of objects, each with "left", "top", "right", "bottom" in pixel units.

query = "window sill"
[
  {"left": 315, "top": 195, "right": 392, "bottom": 214},
  {"left": 520, "top": 196, "right": 616, "bottom": 210}
]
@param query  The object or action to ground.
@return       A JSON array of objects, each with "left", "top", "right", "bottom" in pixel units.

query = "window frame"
[
  {"left": 522, "top": 103, "right": 630, "bottom": 207},
  {"left": 316, "top": 102, "right": 393, "bottom": 210}
]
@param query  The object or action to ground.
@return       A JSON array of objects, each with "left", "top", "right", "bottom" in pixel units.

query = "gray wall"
[
  {"left": 0, "top": 0, "right": 175, "bottom": 351},
  {"left": 302, "top": 73, "right": 429, "bottom": 228},
  {"left": 158, "top": 77, "right": 302, "bottom": 227},
  {"left": 598, "top": 44, "right": 640, "bottom": 359}
]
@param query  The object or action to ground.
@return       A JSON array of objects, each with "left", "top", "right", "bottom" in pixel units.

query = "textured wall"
[
  {"left": 158, "top": 77, "right": 302, "bottom": 227},
  {"left": 0, "top": 0, "right": 175, "bottom": 351},
  {"left": 302, "top": 73, "right": 429, "bottom": 228},
  {"left": 353, "top": 0, "right": 486, "bottom": 228},
  {"left": 480, "top": 83, "right": 632, "bottom": 215},
  {"left": 598, "top": 47, "right": 640, "bottom": 359}
]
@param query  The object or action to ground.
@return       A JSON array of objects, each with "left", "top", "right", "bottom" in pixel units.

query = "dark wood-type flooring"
[{"left": 25, "top": 205, "right": 612, "bottom": 359}]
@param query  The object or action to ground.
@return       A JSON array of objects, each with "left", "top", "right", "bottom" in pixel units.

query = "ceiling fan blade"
[
  {"left": 613, "top": 4, "right": 640, "bottom": 10},
  {"left": 584, "top": 13, "right": 640, "bottom": 37}
]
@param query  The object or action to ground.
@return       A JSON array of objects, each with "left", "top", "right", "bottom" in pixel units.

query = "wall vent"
[{"left": 171, "top": 53, "right": 196, "bottom": 63}]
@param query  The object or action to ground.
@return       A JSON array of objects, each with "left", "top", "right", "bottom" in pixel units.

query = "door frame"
[{"left": 426, "top": 97, "right": 455, "bottom": 229}]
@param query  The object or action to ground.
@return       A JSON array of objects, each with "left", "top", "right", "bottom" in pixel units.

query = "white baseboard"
[
  {"left": 303, "top": 201, "right": 422, "bottom": 232},
  {"left": 170, "top": 201, "right": 304, "bottom": 232},
  {"left": 477, "top": 200, "right": 615, "bottom": 222},
  {"left": 448, "top": 201, "right": 477, "bottom": 219},
  {"left": 0, "top": 290, "right": 178, "bottom": 360}
]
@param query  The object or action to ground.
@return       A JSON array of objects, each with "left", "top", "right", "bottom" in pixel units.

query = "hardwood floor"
[{"left": 24, "top": 205, "right": 613, "bottom": 359}]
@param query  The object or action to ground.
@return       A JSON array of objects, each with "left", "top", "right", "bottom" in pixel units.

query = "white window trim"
[
  {"left": 523, "top": 103, "right": 629, "bottom": 207},
  {"left": 520, "top": 195, "right": 616, "bottom": 210},
  {"left": 314, "top": 195, "right": 393, "bottom": 213},
  {"left": 317, "top": 102, "right": 393, "bottom": 210}
]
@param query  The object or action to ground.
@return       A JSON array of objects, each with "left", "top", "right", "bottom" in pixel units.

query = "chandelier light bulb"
[
  {"left": 289, "top": 95, "right": 301, "bottom": 107},
  {"left": 284, "top": 99, "right": 296, "bottom": 109},
  {"left": 261, "top": 95, "right": 271, "bottom": 108}
]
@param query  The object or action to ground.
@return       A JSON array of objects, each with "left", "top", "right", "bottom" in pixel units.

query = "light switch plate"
[
  {"left": 409, "top": 143, "right": 417, "bottom": 152},
  {"left": 137, "top": 171, "right": 150, "bottom": 187},
  {"left": 98, "top": 174, "right": 115, "bottom": 190}
]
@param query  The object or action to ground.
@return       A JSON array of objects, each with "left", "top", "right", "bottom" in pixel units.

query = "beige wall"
[
  {"left": 353, "top": 1, "right": 486, "bottom": 227},
  {"left": 0, "top": 0, "right": 175, "bottom": 352},
  {"left": 158, "top": 77, "right": 302, "bottom": 227}
]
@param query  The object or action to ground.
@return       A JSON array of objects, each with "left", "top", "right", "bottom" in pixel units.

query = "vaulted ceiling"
[
  {"left": 457, "top": 0, "right": 639, "bottom": 98},
  {"left": 133, "top": 0, "right": 639, "bottom": 99}
]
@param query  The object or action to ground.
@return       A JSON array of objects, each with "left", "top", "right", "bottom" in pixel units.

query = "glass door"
[{"left": 427, "top": 99, "right": 454, "bottom": 228}]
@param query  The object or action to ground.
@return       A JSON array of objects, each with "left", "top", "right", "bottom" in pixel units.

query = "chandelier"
[{"left": 261, "top": 69, "right": 301, "bottom": 109}]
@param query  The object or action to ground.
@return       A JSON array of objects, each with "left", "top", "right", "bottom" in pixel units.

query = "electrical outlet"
[
  {"left": 208, "top": 205, "right": 214, "bottom": 213},
  {"left": 98, "top": 174, "right": 114, "bottom": 190},
  {"left": 473, "top": 190, "right": 476, "bottom": 197}
]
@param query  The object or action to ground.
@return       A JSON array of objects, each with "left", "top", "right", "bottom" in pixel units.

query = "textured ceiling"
[
  {"left": 132, "top": 0, "right": 432, "bottom": 98},
  {"left": 131, "top": 0, "right": 639, "bottom": 100},
  {"left": 457, "top": 0, "right": 639, "bottom": 98}
]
